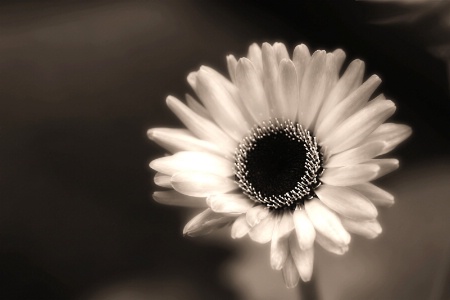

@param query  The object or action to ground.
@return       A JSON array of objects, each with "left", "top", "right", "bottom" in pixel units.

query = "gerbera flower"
[{"left": 148, "top": 42, "right": 411, "bottom": 288}]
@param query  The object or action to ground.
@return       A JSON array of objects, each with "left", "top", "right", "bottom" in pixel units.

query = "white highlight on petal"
[
  {"left": 315, "top": 185, "right": 378, "bottom": 220},
  {"left": 278, "top": 59, "right": 299, "bottom": 121},
  {"left": 207, "top": 193, "right": 254, "bottom": 214},
  {"left": 248, "top": 212, "right": 277, "bottom": 244},
  {"left": 293, "top": 208, "right": 316, "bottom": 250},
  {"left": 282, "top": 254, "right": 300, "bottom": 288},
  {"left": 304, "top": 198, "right": 351, "bottom": 247},
  {"left": 325, "top": 141, "right": 386, "bottom": 168},
  {"left": 154, "top": 172, "right": 171, "bottom": 188},
  {"left": 246, "top": 205, "right": 270, "bottom": 227},
  {"left": 367, "top": 158, "right": 400, "bottom": 179},
  {"left": 171, "top": 172, "right": 237, "bottom": 197},
  {"left": 196, "top": 69, "right": 249, "bottom": 141},
  {"left": 315, "top": 231, "right": 349, "bottom": 255},
  {"left": 341, "top": 217, "right": 382, "bottom": 239},
  {"left": 316, "top": 75, "right": 381, "bottom": 140},
  {"left": 321, "top": 99, "right": 396, "bottom": 154},
  {"left": 147, "top": 127, "right": 223, "bottom": 156},
  {"left": 231, "top": 214, "right": 251, "bottom": 239},
  {"left": 183, "top": 208, "right": 233, "bottom": 237},
  {"left": 289, "top": 234, "right": 314, "bottom": 282},
  {"left": 150, "top": 151, "right": 234, "bottom": 177},
  {"left": 321, "top": 164, "right": 380, "bottom": 186},
  {"left": 153, "top": 190, "right": 207, "bottom": 208},
  {"left": 235, "top": 58, "right": 271, "bottom": 123},
  {"left": 363, "top": 123, "right": 412, "bottom": 155},
  {"left": 350, "top": 183, "right": 395, "bottom": 206},
  {"left": 165, "top": 96, "right": 236, "bottom": 154}
]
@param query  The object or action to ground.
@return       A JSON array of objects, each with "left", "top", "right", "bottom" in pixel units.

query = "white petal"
[
  {"left": 183, "top": 208, "right": 233, "bottom": 237},
  {"left": 171, "top": 172, "right": 237, "bottom": 197},
  {"left": 363, "top": 123, "right": 412, "bottom": 155},
  {"left": 261, "top": 43, "right": 282, "bottom": 114},
  {"left": 247, "top": 43, "right": 263, "bottom": 79},
  {"left": 315, "top": 185, "right": 378, "bottom": 220},
  {"left": 325, "top": 141, "right": 386, "bottom": 168},
  {"left": 316, "top": 59, "right": 365, "bottom": 128},
  {"left": 341, "top": 217, "right": 382, "bottom": 239},
  {"left": 165, "top": 96, "right": 236, "bottom": 154},
  {"left": 246, "top": 205, "right": 270, "bottom": 227},
  {"left": 293, "top": 209, "right": 316, "bottom": 250},
  {"left": 282, "top": 254, "right": 300, "bottom": 288},
  {"left": 333, "top": 49, "right": 346, "bottom": 73},
  {"left": 321, "top": 99, "right": 396, "bottom": 154},
  {"left": 147, "top": 127, "right": 224, "bottom": 156},
  {"left": 153, "top": 190, "right": 207, "bottom": 208},
  {"left": 321, "top": 164, "right": 380, "bottom": 186},
  {"left": 186, "top": 94, "right": 211, "bottom": 120},
  {"left": 196, "top": 69, "right": 249, "bottom": 141},
  {"left": 297, "top": 50, "right": 327, "bottom": 129},
  {"left": 315, "top": 231, "right": 349, "bottom": 255},
  {"left": 350, "top": 183, "right": 395, "bottom": 206},
  {"left": 207, "top": 193, "right": 254, "bottom": 214},
  {"left": 231, "top": 214, "right": 251, "bottom": 239},
  {"left": 248, "top": 212, "right": 277, "bottom": 244},
  {"left": 270, "top": 215, "right": 290, "bottom": 270},
  {"left": 289, "top": 234, "right": 314, "bottom": 282},
  {"left": 293, "top": 44, "right": 311, "bottom": 90},
  {"left": 226, "top": 54, "right": 238, "bottom": 83},
  {"left": 304, "top": 198, "right": 351, "bottom": 246},
  {"left": 150, "top": 151, "right": 233, "bottom": 177},
  {"left": 273, "top": 42, "right": 290, "bottom": 62},
  {"left": 235, "top": 58, "right": 271, "bottom": 123},
  {"left": 316, "top": 75, "right": 381, "bottom": 140},
  {"left": 154, "top": 172, "right": 171, "bottom": 188},
  {"left": 367, "top": 158, "right": 400, "bottom": 179},
  {"left": 279, "top": 59, "right": 299, "bottom": 121},
  {"left": 200, "top": 66, "right": 239, "bottom": 98}
]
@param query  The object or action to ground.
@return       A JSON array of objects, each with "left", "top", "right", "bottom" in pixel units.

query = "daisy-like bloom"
[{"left": 148, "top": 42, "right": 411, "bottom": 288}]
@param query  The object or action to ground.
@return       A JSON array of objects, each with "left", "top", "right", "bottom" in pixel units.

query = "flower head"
[{"left": 148, "top": 42, "right": 411, "bottom": 288}]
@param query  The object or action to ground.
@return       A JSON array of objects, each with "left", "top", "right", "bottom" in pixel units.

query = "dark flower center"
[{"left": 234, "top": 120, "right": 323, "bottom": 210}]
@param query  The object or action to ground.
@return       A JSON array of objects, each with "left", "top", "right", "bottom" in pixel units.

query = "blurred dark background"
[{"left": 0, "top": 1, "right": 449, "bottom": 299}]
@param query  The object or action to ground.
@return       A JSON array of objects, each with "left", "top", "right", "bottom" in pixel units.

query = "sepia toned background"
[{"left": 0, "top": 1, "right": 449, "bottom": 299}]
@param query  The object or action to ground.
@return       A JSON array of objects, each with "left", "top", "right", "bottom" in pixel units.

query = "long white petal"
[
  {"left": 315, "top": 185, "right": 378, "bottom": 220},
  {"left": 248, "top": 212, "right": 277, "bottom": 244},
  {"left": 325, "top": 141, "right": 386, "bottom": 168},
  {"left": 273, "top": 42, "right": 290, "bottom": 62},
  {"left": 289, "top": 234, "right": 314, "bottom": 282},
  {"left": 196, "top": 69, "right": 249, "bottom": 141},
  {"left": 315, "top": 231, "right": 349, "bottom": 255},
  {"left": 270, "top": 215, "right": 290, "bottom": 270},
  {"left": 293, "top": 44, "right": 311, "bottom": 92},
  {"left": 231, "top": 214, "right": 251, "bottom": 239},
  {"left": 316, "top": 59, "right": 365, "bottom": 128},
  {"left": 321, "top": 164, "right": 380, "bottom": 186},
  {"left": 147, "top": 127, "right": 224, "bottom": 156},
  {"left": 247, "top": 43, "right": 263, "bottom": 79},
  {"left": 165, "top": 96, "right": 236, "bottom": 154},
  {"left": 321, "top": 99, "right": 396, "bottom": 154},
  {"left": 154, "top": 172, "right": 171, "bottom": 188},
  {"left": 340, "top": 217, "right": 382, "bottom": 239},
  {"left": 235, "top": 58, "right": 271, "bottom": 123},
  {"left": 278, "top": 59, "right": 299, "bottom": 121},
  {"left": 367, "top": 158, "right": 399, "bottom": 179},
  {"left": 333, "top": 49, "right": 346, "bottom": 74},
  {"left": 262, "top": 43, "right": 282, "bottom": 114},
  {"left": 316, "top": 75, "right": 381, "bottom": 140},
  {"left": 282, "top": 254, "right": 300, "bottom": 288},
  {"left": 183, "top": 208, "right": 233, "bottom": 237},
  {"left": 150, "top": 151, "right": 234, "bottom": 177},
  {"left": 185, "top": 94, "right": 211, "bottom": 120},
  {"left": 207, "top": 193, "right": 254, "bottom": 214},
  {"left": 293, "top": 208, "right": 316, "bottom": 250},
  {"left": 363, "top": 123, "right": 412, "bottom": 155},
  {"left": 153, "top": 190, "right": 207, "bottom": 208},
  {"left": 171, "top": 172, "right": 237, "bottom": 197},
  {"left": 304, "top": 198, "right": 351, "bottom": 246},
  {"left": 226, "top": 54, "right": 238, "bottom": 83},
  {"left": 246, "top": 205, "right": 270, "bottom": 227},
  {"left": 350, "top": 183, "right": 395, "bottom": 206}
]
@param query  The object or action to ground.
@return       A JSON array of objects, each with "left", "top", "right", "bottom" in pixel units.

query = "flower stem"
[{"left": 299, "top": 274, "right": 320, "bottom": 300}]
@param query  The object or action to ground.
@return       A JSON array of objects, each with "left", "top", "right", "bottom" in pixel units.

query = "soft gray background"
[{"left": 0, "top": 1, "right": 449, "bottom": 299}]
